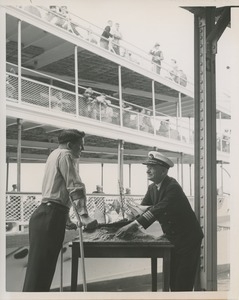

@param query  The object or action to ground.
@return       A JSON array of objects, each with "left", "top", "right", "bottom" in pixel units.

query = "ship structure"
[{"left": 2, "top": 5, "right": 231, "bottom": 292}]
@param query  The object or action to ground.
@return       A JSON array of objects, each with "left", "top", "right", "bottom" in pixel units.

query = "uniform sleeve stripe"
[{"left": 143, "top": 210, "right": 155, "bottom": 221}]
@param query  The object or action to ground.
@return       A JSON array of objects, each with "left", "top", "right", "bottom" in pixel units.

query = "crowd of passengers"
[
  {"left": 49, "top": 86, "right": 186, "bottom": 138},
  {"left": 6, "top": 65, "right": 230, "bottom": 149},
  {"left": 21, "top": 5, "right": 188, "bottom": 87}
]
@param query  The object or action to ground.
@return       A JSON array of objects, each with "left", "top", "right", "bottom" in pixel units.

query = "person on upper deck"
[
  {"left": 169, "top": 59, "right": 179, "bottom": 83},
  {"left": 80, "top": 87, "right": 94, "bottom": 117},
  {"left": 116, "top": 151, "right": 203, "bottom": 291},
  {"left": 112, "top": 22, "right": 122, "bottom": 55},
  {"left": 100, "top": 20, "right": 113, "bottom": 50},
  {"left": 149, "top": 43, "right": 164, "bottom": 74},
  {"left": 22, "top": 129, "right": 97, "bottom": 292}
]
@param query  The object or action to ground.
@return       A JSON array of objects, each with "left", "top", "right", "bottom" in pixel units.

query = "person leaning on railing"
[
  {"left": 90, "top": 93, "right": 107, "bottom": 120},
  {"left": 112, "top": 22, "right": 122, "bottom": 55},
  {"left": 79, "top": 87, "right": 94, "bottom": 117},
  {"left": 101, "top": 99, "right": 114, "bottom": 123},
  {"left": 100, "top": 20, "right": 113, "bottom": 50},
  {"left": 149, "top": 43, "right": 164, "bottom": 75}
]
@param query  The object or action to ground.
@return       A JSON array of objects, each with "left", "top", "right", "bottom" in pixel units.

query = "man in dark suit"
[{"left": 116, "top": 151, "right": 203, "bottom": 291}]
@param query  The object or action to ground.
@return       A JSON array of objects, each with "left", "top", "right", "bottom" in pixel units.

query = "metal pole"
[
  {"left": 129, "top": 163, "right": 131, "bottom": 188},
  {"left": 189, "top": 163, "right": 192, "bottom": 196},
  {"left": 220, "top": 162, "right": 223, "bottom": 195},
  {"left": 75, "top": 46, "right": 79, "bottom": 116},
  {"left": 60, "top": 247, "right": 63, "bottom": 291},
  {"left": 118, "top": 65, "right": 123, "bottom": 127},
  {"left": 176, "top": 157, "right": 180, "bottom": 182},
  {"left": 152, "top": 80, "right": 156, "bottom": 135},
  {"left": 18, "top": 20, "right": 21, "bottom": 104},
  {"left": 194, "top": 8, "right": 219, "bottom": 290},
  {"left": 101, "top": 163, "right": 104, "bottom": 187},
  {"left": 69, "top": 192, "right": 87, "bottom": 292},
  {"left": 118, "top": 140, "right": 124, "bottom": 191},
  {"left": 188, "top": 117, "right": 191, "bottom": 143},
  {"left": 180, "top": 153, "right": 183, "bottom": 189},
  {"left": 176, "top": 92, "right": 182, "bottom": 140},
  {"left": 6, "top": 156, "right": 9, "bottom": 191},
  {"left": 17, "top": 118, "right": 22, "bottom": 191}
]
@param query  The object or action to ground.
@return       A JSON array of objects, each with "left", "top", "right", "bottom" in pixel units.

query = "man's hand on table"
[{"left": 116, "top": 220, "right": 144, "bottom": 239}]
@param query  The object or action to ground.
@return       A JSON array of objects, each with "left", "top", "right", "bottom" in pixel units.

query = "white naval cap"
[{"left": 142, "top": 151, "right": 174, "bottom": 169}]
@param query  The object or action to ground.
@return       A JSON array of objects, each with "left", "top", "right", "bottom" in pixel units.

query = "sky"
[
  {"left": 9, "top": 0, "right": 232, "bottom": 86},
  {"left": 63, "top": 0, "right": 231, "bottom": 90}
]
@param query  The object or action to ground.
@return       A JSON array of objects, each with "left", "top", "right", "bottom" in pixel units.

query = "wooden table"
[{"left": 69, "top": 230, "right": 173, "bottom": 292}]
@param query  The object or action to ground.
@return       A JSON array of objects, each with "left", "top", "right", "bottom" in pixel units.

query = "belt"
[{"left": 43, "top": 201, "right": 69, "bottom": 213}]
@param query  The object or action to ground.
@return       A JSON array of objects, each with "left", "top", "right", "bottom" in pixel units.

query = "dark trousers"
[
  {"left": 170, "top": 242, "right": 201, "bottom": 291},
  {"left": 23, "top": 202, "right": 68, "bottom": 292}
]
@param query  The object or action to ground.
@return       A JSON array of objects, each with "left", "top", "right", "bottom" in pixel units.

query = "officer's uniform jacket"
[{"left": 136, "top": 176, "right": 203, "bottom": 253}]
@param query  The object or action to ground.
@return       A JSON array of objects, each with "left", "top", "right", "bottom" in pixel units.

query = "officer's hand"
[{"left": 116, "top": 221, "right": 139, "bottom": 239}]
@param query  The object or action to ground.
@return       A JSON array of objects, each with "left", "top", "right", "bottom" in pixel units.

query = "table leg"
[
  {"left": 71, "top": 244, "right": 79, "bottom": 291},
  {"left": 151, "top": 257, "right": 157, "bottom": 291},
  {"left": 162, "top": 249, "right": 171, "bottom": 291}
]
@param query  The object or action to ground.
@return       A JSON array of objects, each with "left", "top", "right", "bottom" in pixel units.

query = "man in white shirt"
[{"left": 23, "top": 129, "right": 97, "bottom": 292}]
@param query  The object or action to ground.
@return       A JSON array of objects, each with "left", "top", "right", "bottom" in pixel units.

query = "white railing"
[
  {"left": 5, "top": 193, "right": 143, "bottom": 229},
  {"left": 15, "top": 5, "right": 193, "bottom": 92},
  {"left": 6, "top": 67, "right": 201, "bottom": 147},
  {"left": 5, "top": 193, "right": 229, "bottom": 231}
]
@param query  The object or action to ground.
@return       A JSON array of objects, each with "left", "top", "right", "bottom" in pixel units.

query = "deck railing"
[
  {"left": 5, "top": 192, "right": 144, "bottom": 229},
  {"left": 15, "top": 5, "right": 194, "bottom": 92},
  {"left": 6, "top": 67, "right": 201, "bottom": 146},
  {"left": 5, "top": 192, "right": 229, "bottom": 232}
]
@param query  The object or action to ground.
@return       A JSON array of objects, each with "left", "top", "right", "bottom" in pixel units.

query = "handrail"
[
  {"left": 5, "top": 193, "right": 228, "bottom": 229},
  {"left": 6, "top": 68, "right": 231, "bottom": 150},
  {"left": 14, "top": 5, "right": 194, "bottom": 92}
]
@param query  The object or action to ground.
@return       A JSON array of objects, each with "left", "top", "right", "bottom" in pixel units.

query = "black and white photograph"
[{"left": 1, "top": 1, "right": 239, "bottom": 300}]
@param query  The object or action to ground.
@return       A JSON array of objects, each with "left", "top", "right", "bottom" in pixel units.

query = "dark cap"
[
  {"left": 155, "top": 43, "right": 160, "bottom": 47},
  {"left": 58, "top": 129, "right": 85, "bottom": 144},
  {"left": 142, "top": 151, "right": 174, "bottom": 169}
]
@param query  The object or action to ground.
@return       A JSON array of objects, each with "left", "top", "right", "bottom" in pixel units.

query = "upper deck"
[{"left": 4, "top": 5, "right": 231, "bottom": 164}]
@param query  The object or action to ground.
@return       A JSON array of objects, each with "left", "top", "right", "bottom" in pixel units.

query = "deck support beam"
[
  {"left": 118, "top": 139, "right": 124, "bottom": 192},
  {"left": 194, "top": 7, "right": 230, "bottom": 291},
  {"left": 118, "top": 65, "right": 123, "bottom": 127},
  {"left": 74, "top": 46, "right": 79, "bottom": 116},
  {"left": 17, "top": 118, "right": 22, "bottom": 191}
]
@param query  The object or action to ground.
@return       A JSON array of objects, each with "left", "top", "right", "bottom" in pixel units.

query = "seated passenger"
[
  {"left": 157, "top": 120, "right": 170, "bottom": 137},
  {"left": 90, "top": 93, "right": 107, "bottom": 120},
  {"left": 51, "top": 91, "right": 64, "bottom": 111},
  {"left": 101, "top": 100, "right": 114, "bottom": 123},
  {"left": 79, "top": 88, "right": 94, "bottom": 117},
  {"left": 170, "top": 128, "right": 180, "bottom": 140},
  {"left": 51, "top": 91, "right": 71, "bottom": 112},
  {"left": 139, "top": 109, "right": 153, "bottom": 133}
]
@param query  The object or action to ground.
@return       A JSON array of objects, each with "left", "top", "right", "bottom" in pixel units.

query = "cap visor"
[{"left": 142, "top": 160, "right": 160, "bottom": 165}]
